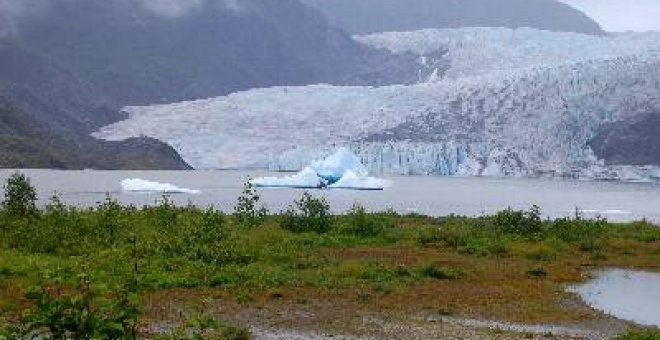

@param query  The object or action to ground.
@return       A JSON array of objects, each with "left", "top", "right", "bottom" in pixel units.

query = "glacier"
[
  {"left": 121, "top": 178, "right": 200, "bottom": 194},
  {"left": 93, "top": 28, "right": 660, "bottom": 181},
  {"left": 356, "top": 28, "right": 660, "bottom": 80}
]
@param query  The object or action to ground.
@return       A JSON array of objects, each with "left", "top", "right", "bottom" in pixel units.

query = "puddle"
[{"left": 569, "top": 269, "right": 660, "bottom": 327}]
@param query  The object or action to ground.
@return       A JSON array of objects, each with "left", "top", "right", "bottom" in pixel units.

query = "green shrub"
[
  {"left": 420, "top": 217, "right": 474, "bottom": 248},
  {"left": 147, "top": 195, "right": 179, "bottom": 230},
  {"left": 174, "top": 207, "right": 229, "bottom": 263},
  {"left": 0, "top": 315, "right": 19, "bottom": 338},
  {"left": 549, "top": 215, "right": 606, "bottom": 252},
  {"left": 458, "top": 237, "right": 509, "bottom": 257},
  {"left": 418, "top": 217, "right": 508, "bottom": 256},
  {"left": 616, "top": 329, "right": 660, "bottom": 340},
  {"left": 280, "top": 192, "right": 331, "bottom": 234},
  {"left": 493, "top": 206, "right": 543, "bottom": 238},
  {"left": 95, "top": 194, "right": 131, "bottom": 246},
  {"left": 340, "top": 204, "right": 393, "bottom": 238},
  {"left": 1, "top": 172, "right": 38, "bottom": 219},
  {"left": 216, "top": 323, "right": 251, "bottom": 340},
  {"left": 234, "top": 178, "right": 268, "bottom": 228},
  {"left": 21, "top": 284, "right": 138, "bottom": 339}
]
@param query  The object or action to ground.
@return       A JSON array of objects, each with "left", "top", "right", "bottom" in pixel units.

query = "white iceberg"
[
  {"left": 328, "top": 170, "right": 392, "bottom": 190},
  {"left": 121, "top": 178, "right": 201, "bottom": 194},
  {"left": 254, "top": 148, "right": 390, "bottom": 190},
  {"left": 251, "top": 167, "right": 322, "bottom": 188}
]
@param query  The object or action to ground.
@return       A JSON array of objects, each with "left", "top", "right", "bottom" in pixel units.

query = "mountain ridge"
[
  {"left": 0, "top": 0, "right": 421, "bottom": 169},
  {"left": 301, "top": 0, "right": 605, "bottom": 35}
]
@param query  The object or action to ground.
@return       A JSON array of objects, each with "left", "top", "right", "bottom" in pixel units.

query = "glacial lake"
[{"left": 3, "top": 169, "right": 660, "bottom": 223}]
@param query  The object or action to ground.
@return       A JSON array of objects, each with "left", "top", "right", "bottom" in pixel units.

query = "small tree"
[
  {"left": 1, "top": 172, "right": 38, "bottom": 218},
  {"left": 234, "top": 178, "right": 267, "bottom": 228}
]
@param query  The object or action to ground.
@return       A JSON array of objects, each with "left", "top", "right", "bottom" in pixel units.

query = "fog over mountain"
[
  {"left": 0, "top": 0, "right": 421, "bottom": 169},
  {"left": 0, "top": 40, "right": 190, "bottom": 169},
  {"left": 301, "top": 0, "right": 605, "bottom": 35},
  {"left": 5, "top": 0, "right": 418, "bottom": 106}
]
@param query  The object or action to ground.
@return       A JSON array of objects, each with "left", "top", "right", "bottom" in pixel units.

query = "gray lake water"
[
  {"left": 570, "top": 269, "right": 660, "bottom": 327},
  {"left": 2, "top": 169, "right": 660, "bottom": 222}
]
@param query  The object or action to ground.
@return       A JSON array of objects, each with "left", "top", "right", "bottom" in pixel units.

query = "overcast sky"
[{"left": 559, "top": 0, "right": 660, "bottom": 32}]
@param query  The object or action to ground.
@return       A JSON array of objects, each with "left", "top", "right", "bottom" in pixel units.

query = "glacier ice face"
[
  {"left": 94, "top": 28, "right": 660, "bottom": 180},
  {"left": 121, "top": 178, "right": 200, "bottom": 194}
]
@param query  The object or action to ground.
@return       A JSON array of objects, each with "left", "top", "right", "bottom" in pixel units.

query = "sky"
[{"left": 559, "top": 0, "right": 660, "bottom": 32}]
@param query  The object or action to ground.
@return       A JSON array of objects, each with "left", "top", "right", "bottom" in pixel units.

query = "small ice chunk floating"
[
  {"left": 121, "top": 178, "right": 201, "bottom": 194},
  {"left": 253, "top": 148, "right": 391, "bottom": 190}
]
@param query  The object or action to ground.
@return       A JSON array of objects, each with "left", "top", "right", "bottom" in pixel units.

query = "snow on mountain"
[
  {"left": 94, "top": 28, "right": 660, "bottom": 180},
  {"left": 357, "top": 28, "right": 660, "bottom": 79}
]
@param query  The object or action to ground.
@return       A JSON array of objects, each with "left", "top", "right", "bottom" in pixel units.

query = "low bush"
[
  {"left": 549, "top": 215, "right": 606, "bottom": 252},
  {"left": 492, "top": 205, "right": 543, "bottom": 238},
  {"left": 280, "top": 192, "right": 331, "bottom": 234},
  {"left": 21, "top": 284, "right": 139, "bottom": 339},
  {"left": 616, "top": 329, "right": 660, "bottom": 340},
  {"left": 340, "top": 203, "right": 394, "bottom": 238}
]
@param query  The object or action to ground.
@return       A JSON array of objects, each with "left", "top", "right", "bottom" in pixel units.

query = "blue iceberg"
[{"left": 254, "top": 148, "right": 390, "bottom": 190}]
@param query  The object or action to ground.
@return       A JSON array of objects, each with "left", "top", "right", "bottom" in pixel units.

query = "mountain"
[
  {"left": 11, "top": 0, "right": 420, "bottom": 106},
  {"left": 93, "top": 28, "right": 660, "bottom": 181},
  {"left": 1, "top": 0, "right": 422, "bottom": 169},
  {"left": 0, "top": 40, "right": 190, "bottom": 169},
  {"left": 300, "top": 0, "right": 605, "bottom": 35},
  {"left": 590, "top": 112, "right": 660, "bottom": 167}
]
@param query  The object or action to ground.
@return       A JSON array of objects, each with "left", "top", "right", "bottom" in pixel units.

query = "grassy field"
[{"left": 1, "top": 173, "right": 660, "bottom": 339}]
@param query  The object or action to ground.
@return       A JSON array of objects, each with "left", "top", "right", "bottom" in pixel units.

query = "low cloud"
[
  {"left": 140, "top": 0, "right": 247, "bottom": 17},
  {"left": 0, "top": 0, "right": 39, "bottom": 37},
  {"left": 139, "top": 0, "right": 205, "bottom": 18},
  {"left": 0, "top": 0, "right": 248, "bottom": 37}
]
